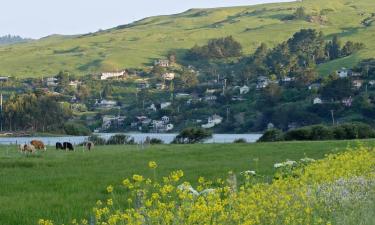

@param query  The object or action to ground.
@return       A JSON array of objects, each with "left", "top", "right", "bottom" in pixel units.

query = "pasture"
[{"left": 0, "top": 140, "right": 374, "bottom": 224}]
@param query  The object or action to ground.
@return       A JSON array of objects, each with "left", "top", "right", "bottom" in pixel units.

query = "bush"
[
  {"left": 106, "top": 134, "right": 135, "bottom": 145},
  {"left": 87, "top": 134, "right": 106, "bottom": 145},
  {"left": 149, "top": 138, "right": 164, "bottom": 145},
  {"left": 173, "top": 127, "right": 212, "bottom": 144},
  {"left": 258, "top": 129, "right": 284, "bottom": 142},
  {"left": 309, "top": 125, "right": 334, "bottom": 140},
  {"left": 63, "top": 122, "right": 91, "bottom": 136},
  {"left": 284, "top": 128, "right": 312, "bottom": 141},
  {"left": 233, "top": 138, "right": 247, "bottom": 143}
]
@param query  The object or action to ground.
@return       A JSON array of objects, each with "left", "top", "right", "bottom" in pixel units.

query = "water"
[{"left": 0, "top": 133, "right": 262, "bottom": 146}]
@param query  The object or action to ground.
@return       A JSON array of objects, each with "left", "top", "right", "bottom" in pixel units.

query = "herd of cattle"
[{"left": 18, "top": 140, "right": 94, "bottom": 154}]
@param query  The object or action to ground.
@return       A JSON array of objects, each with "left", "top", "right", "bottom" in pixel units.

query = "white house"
[
  {"left": 161, "top": 116, "right": 170, "bottom": 123},
  {"left": 176, "top": 93, "right": 191, "bottom": 99},
  {"left": 155, "top": 83, "right": 166, "bottom": 90},
  {"left": 369, "top": 80, "right": 375, "bottom": 86},
  {"left": 46, "top": 77, "right": 58, "bottom": 87},
  {"left": 239, "top": 85, "right": 250, "bottom": 95},
  {"left": 102, "top": 115, "right": 126, "bottom": 130},
  {"left": 337, "top": 68, "right": 349, "bottom": 78},
  {"left": 96, "top": 99, "right": 117, "bottom": 109},
  {"left": 256, "top": 76, "right": 270, "bottom": 89},
  {"left": 202, "top": 114, "right": 223, "bottom": 128},
  {"left": 148, "top": 104, "right": 157, "bottom": 112},
  {"left": 352, "top": 80, "right": 363, "bottom": 89},
  {"left": 161, "top": 102, "right": 171, "bottom": 109},
  {"left": 313, "top": 97, "right": 322, "bottom": 104},
  {"left": 204, "top": 95, "right": 217, "bottom": 101},
  {"left": 100, "top": 71, "right": 126, "bottom": 80},
  {"left": 154, "top": 59, "right": 170, "bottom": 67},
  {"left": 162, "top": 73, "right": 175, "bottom": 81},
  {"left": 69, "top": 80, "right": 81, "bottom": 88},
  {"left": 342, "top": 96, "right": 353, "bottom": 107}
]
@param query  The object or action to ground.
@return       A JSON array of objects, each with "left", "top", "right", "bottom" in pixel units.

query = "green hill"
[{"left": 1, "top": 0, "right": 375, "bottom": 78}]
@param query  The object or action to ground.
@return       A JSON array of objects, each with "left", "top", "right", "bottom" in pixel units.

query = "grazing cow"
[
  {"left": 30, "top": 140, "right": 46, "bottom": 151},
  {"left": 85, "top": 141, "right": 94, "bottom": 151},
  {"left": 63, "top": 142, "right": 74, "bottom": 151},
  {"left": 19, "top": 144, "right": 36, "bottom": 154},
  {"left": 56, "top": 142, "right": 64, "bottom": 150}
]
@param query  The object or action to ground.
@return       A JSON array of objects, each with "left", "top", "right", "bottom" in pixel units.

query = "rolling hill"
[{"left": 0, "top": 0, "right": 375, "bottom": 78}]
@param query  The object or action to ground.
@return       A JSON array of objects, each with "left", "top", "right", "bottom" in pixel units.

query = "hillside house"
[
  {"left": 69, "top": 80, "right": 81, "bottom": 88},
  {"left": 337, "top": 68, "right": 349, "bottom": 78},
  {"left": 102, "top": 115, "right": 126, "bottom": 130},
  {"left": 161, "top": 102, "right": 171, "bottom": 109},
  {"left": 308, "top": 83, "right": 321, "bottom": 90},
  {"left": 281, "top": 76, "right": 295, "bottom": 83},
  {"left": 155, "top": 83, "right": 166, "bottom": 90},
  {"left": 342, "top": 96, "right": 353, "bottom": 107},
  {"left": 204, "top": 95, "right": 217, "bottom": 101},
  {"left": 154, "top": 59, "right": 170, "bottom": 67},
  {"left": 95, "top": 99, "right": 117, "bottom": 109},
  {"left": 162, "top": 73, "right": 175, "bottom": 81},
  {"left": 352, "top": 80, "right": 363, "bottom": 89},
  {"left": 176, "top": 93, "right": 191, "bottom": 99},
  {"left": 239, "top": 85, "right": 250, "bottom": 95},
  {"left": 0, "top": 76, "right": 10, "bottom": 82},
  {"left": 46, "top": 77, "right": 58, "bottom": 87},
  {"left": 151, "top": 116, "right": 174, "bottom": 132},
  {"left": 100, "top": 71, "right": 126, "bottom": 80},
  {"left": 201, "top": 114, "right": 223, "bottom": 129},
  {"left": 369, "top": 80, "right": 375, "bottom": 86},
  {"left": 136, "top": 116, "right": 152, "bottom": 126},
  {"left": 256, "top": 76, "right": 270, "bottom": 89},
  {"left": 313, "top": 97, "right": 322, "bottom": 104},
  {"left": 137, "top": 82, "right": 150, "bottom": 89}
]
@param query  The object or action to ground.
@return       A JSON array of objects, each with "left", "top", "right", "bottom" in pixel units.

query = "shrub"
[
  {"left": 172, "top": 127, "right": 212, "bottom": 144},
  {"left": 149, "top": 138, "right": 164, "bottom": 145},
  {"left": 258, "top": 129, "right": 284, "bottom": 142},
  {"left": 106, "top": 134, "right": 135, "bottom": 145},
  {"left": 309, "top": 125, "right": 333, "bottom": 140},
  {"left": 87, "top": 134, "right": 106, "bottom": 145},
  {"left": 284, "top": 127, "right": 312, "bottom": 141},
  {"left": 233, "top": 138, "right": 247, "bottom": 143},
  {"left": 63, "top": 122, "right": 91, "bottom": 136}
]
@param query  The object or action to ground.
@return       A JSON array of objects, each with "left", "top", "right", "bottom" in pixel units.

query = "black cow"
[
  {"left": 56, "top": 142, "right": 64, "bottom": 150},
  {"left": 63, "top": 142, "right": 74, "bottom": 151}
]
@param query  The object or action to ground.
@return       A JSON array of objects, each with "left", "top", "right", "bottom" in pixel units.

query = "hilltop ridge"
[{"left": 0, "top": 0, "right": 374, "bottom": 77}]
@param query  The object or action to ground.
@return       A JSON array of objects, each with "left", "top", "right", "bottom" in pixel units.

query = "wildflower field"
[{"left": 1, "top": 140, "right": 374, "bottom": 225}]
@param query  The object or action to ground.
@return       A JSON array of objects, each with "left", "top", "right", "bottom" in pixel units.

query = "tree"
[
  {"left": 294, "top": 7, "right": 307, "bottom": 20},
  {"left": 173, "top": 127, "right": 212, "bottom": 144},
  {"left": 327, "top": 35, "right": 341, "bottom": 60},
  {"left": 179, "top": 70, "right": 198, "bottom": 88}
]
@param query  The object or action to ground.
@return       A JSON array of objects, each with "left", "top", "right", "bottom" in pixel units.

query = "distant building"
[
  {"left": 342, "top": 96, "right": 353, "bottom": 107},
  {"left": 102, "top": 115, "right": 126, "bottom": 130},
  {"left": 204, "top": 95, "right": 217, "bottom": 101},
  {"left": 313, "top": 97, "right": 322, "bottom": 105},
  {"left": 46, "top": 77, "right": 58, "bottom": 87},
  {"left": 337, "top": 68, "right": 349, "bottom": 78},
  {"left": 154, "top": 59, "right": 170, "bottom": 67},
  {"left": 69, "top": 80, "right": 81, "bottom": 88},
  {"left": 161, "top": 102, "right": 172, "bottom": 109},
  {"left": 239, "top": 85, "right": 250, "bottom": 95},
  {"left": 100, "top": 71, "right": 126, "bottom": 80},
  {"left": 95, "top": 99, "right": 117, "bottom": 109},
  {"left": 0, "top": 76, "right": 10, "bottom": 82},
  {"left": 155, "top": 83, "right": 166, "bottom": 90},
  {"left": 202, "top": 114, "right": 223, "bottom": 129},
  {"left": 308, "top": 83, "right": 321, "bottom": 90},
  {"left": 137, "top": 82, "right": 150, "bottom": 89},
  {"left": 175, "top": 93, "right": 191, "bottom": 99},
  {"left": 256, "top": 76, "right": 270, "bottom": 89},
  {"left": 352, "top": 80, "right": 363, "bottom": 89},
  {"left": 162, "top": 73, "right": 175, "bottom": 81}
]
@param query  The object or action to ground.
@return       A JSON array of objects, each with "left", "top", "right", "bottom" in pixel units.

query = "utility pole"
[
  {"left": 226, "top": 107, "right": 230, "bottom": 122},
  {"left": 330, "top": 110, "right": 335, "bottom": 125}
]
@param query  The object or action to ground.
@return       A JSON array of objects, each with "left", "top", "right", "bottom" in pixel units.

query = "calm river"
[{"left": 0, "top": 133, "right": 262, "bottom": 145}]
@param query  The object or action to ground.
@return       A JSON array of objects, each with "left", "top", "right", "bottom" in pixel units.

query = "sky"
[{"left": 0, "top": 0, "right": 292, "bottom": 39}]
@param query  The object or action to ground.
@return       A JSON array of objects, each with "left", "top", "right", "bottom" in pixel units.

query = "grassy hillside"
[
  {"left": 1, "top": 140, "right": 374, "bottom": 224},
  {"left": 0, "top": 0, "right": 375, "bottom": 77}
]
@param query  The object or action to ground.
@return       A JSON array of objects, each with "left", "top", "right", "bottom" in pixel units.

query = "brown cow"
[{"left": 30, "top": 140, "right": 47, "bottom": 151}]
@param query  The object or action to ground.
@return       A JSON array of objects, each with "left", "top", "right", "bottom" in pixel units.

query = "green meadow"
[
  {"left": 1, "top": 0, "right": 375, "bottom": 77},
  {"left": 1, "top": 140, "right": 374, "bottom": 224}
]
